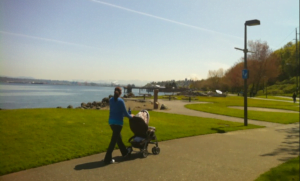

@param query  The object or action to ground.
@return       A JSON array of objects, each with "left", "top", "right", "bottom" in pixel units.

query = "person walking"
[
  {"left": 292, "top": 92, "right": 297, "bottom": 103},
  {"left": 104, "top": 87, "right": 133, "bottom": 164}
]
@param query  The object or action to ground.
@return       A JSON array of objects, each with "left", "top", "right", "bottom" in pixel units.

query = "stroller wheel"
[
  {"left": 154, "top": 147, "right": 160, "bottom": 155},
  {"left": 152, "top": 146, "right": 157, "bottom": 154},
  {"left": 141, "top": 150, "right": 148, "bottom": 158},
  {"left": 127, "top": 147, "right": 132, "bottom": 153},
  {"left": 126, "top": 147, "right": 132, "bottom": 157}
]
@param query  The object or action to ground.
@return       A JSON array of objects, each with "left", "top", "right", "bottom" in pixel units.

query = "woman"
[{"left": 104, "top": 87, "right": 133, "bottom": 164}]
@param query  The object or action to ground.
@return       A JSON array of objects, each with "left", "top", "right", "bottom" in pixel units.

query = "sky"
[{"left": 0, "top": 0, "right": 299, "bottom": 86}]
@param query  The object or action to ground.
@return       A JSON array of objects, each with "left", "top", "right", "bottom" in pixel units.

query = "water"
[{"left": 0, "top": 83, "right": 163, "bottom": 109}]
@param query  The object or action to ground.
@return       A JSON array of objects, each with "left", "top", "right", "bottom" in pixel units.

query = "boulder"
[
  {"left": 67, "top": 105, "right": 73, "bottom": 109},
  {"left": 127, "top": 92, "right": 135, "bottom": 98},
  {"left": 92, "top": 101, "right": 97, "bottom": 106},
  {"left": 81, "top": 103, "right": 86, "bottom": 107},
  {"left": 102, "top": 97, "right": 109, "bottom": 104},
  {"left": 160, "top": 104, "right": 168, "bottom": 110},
  {"left": 87, "top": 102, "right": 92, "bottom": 107},
  {"left": 57, "top": 106, "right": 62, "bottom": 109}
]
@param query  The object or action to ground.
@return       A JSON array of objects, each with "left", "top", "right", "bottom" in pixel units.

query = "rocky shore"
[{"left": 58, "top": 97, "right": 168, "bottom": 111}]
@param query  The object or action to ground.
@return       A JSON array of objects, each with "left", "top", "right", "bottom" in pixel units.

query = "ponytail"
[{"left": 114, "top": 87, "right": 122, "bottom": 101}]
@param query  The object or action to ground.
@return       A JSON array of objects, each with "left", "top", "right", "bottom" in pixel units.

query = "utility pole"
[{"left": 296, "top": 28, "right": 298, "bottom": 93}]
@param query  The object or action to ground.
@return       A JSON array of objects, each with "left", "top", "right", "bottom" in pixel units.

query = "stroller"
[{"left": 127, "top": 110, "right": 160, "bottom": 158}]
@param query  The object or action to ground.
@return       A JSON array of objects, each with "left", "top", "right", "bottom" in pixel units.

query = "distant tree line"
[{"left": 190, "top": 40, "right": 299, "bottom": 95}]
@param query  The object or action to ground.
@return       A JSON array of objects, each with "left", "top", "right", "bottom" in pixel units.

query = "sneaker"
[{"left": 104, "top": 159, "right": 115, "bottom": 164}]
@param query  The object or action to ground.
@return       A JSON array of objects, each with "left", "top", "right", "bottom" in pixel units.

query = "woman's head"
[{"left": 114, "top": 87, "right": 122, "bottom": 100}]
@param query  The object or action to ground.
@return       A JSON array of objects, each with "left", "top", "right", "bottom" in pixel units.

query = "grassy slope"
[
  {"left": 255, "top": 156, "right": 299, "bottom": 181},
  {"left": 0, "top": 108, "right": 262, "bottom": 175},
  {"left": 185, "top": 96, "right": 299, "bottom": 124}
]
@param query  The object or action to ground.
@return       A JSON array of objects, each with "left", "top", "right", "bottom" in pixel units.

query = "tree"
[
  {"left": 223, "top": 61, "right": 244, "bottom": 93},
  {"left": 274, "top": 41, "right": 299, "bottom": 81},
  {"left": 206, "top": 68, "right": 224, "bottom": 90},
  {"left": 246, "top": 40, "right": 280, "bottom": 95},
  {"left": 207, "top": 68, "right": 224, "bottom": 78},
  {"left": 165, "top": 81, "right": 177, "bottom": 89}
]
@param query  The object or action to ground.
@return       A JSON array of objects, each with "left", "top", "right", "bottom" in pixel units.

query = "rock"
[
  {"left": 109, "top": 95, "right": 113, "bottom": 99},
  {"left": 160, "top": 104, "right": 168, "bottom": 110},
  {"left": 57, "top": 106, "right": 62, "bottom": 109},
  {"left": 87, "top": 102, "right": 92, "bottom": 107},
  {"left": 67, "top": 105, "right": 73, "bottom": 109},
  {"left": 102, "top": 97, "right": 109, "bottom": 104},
  {"left": 81, "top": 103, "right": 86, "bottom": 107},
  {"left": 92, "top": 101, "right": 97, "bottom": 106},
  {"left": 127, "top": 92, "right": 135, "bottom": 98},
  {"left": 96, "top": 107, "right": 101, "bottom": 110}
]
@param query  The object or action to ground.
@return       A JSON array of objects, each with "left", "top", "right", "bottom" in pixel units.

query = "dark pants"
[{"left": 104, "top": 125, "right": 127, "bottom": 163}]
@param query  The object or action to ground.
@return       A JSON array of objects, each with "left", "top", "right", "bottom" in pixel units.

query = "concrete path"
[
  {"left": 155, "top": 100, "right": 283, "bottom": 128},
  {"left": 1, "top": 100, "right": 299, "bottom": 181}
]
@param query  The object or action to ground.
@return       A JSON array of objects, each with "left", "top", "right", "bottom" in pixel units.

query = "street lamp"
[{"left": 235, "top": 19, "right": 260, "bottom": 126}]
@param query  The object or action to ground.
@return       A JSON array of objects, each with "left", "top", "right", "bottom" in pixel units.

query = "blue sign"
[{"left": 242, "top": 69, "right": 249, "bottom": 79}]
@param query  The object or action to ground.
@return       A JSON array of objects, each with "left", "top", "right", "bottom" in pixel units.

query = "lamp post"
[
  {"left": 235, "top": 19, "right": 260, "bottom": 126},
  {"left": 244, "top": 19, "right": 260, "bottom": 126}
]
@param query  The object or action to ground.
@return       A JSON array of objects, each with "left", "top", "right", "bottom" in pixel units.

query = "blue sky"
[{"left": 0, "top": 0, "right": 299, "bottom": 85}]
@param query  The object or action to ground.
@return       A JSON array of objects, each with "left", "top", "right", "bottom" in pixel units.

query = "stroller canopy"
[{"left": 129, "top": 117, "right": 148, "bottom": 137}]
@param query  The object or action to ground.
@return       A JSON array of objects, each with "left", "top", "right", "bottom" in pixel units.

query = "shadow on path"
[
  {"left": 74, "top": 152, "right": 147, "bottom": 170},
  {"left": 260, "top": 124, "right": 300, "bottom": 161},
  {"left": 74, "top": 160, "right": 105, "bottom": 170}
]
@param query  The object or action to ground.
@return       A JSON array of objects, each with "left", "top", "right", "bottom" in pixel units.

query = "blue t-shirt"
[{"left": 109, "top": 97, "right": 132, "bottom": 126}]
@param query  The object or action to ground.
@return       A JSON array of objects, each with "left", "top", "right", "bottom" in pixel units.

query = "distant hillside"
[{"left": 256, "top": 77, "right": 298, "bottom": 96}]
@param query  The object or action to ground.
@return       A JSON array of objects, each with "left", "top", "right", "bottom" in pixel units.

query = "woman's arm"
[{"left": 121, "top": 100, "right": 133, "bottom": 119}]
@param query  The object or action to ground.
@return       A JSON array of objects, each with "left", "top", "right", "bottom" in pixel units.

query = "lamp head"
[{"left": 245, "top": 19, "right": 260, "bottom": 26}]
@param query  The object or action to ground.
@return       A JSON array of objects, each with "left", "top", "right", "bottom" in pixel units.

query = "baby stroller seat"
[{"left": 127, "top": 110, "right": 160, "bottom": 158}]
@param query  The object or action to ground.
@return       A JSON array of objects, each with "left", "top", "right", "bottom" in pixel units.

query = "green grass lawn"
[
  {"left": 0, "top": 108, "right": 262, "bottom": 175},
  {"left": 255, "top": 156, "right": 299, "bottom": 181},
  {"left": 185, "top": 96, "right": 298, "bottom": 124},
  {"left": 255, "top": 95, "right": 295, "bottom": 101}
]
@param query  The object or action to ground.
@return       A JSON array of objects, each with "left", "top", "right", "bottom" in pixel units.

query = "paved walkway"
[{"left": 1, "top": 100, "right": 299, "bottom": 181}]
